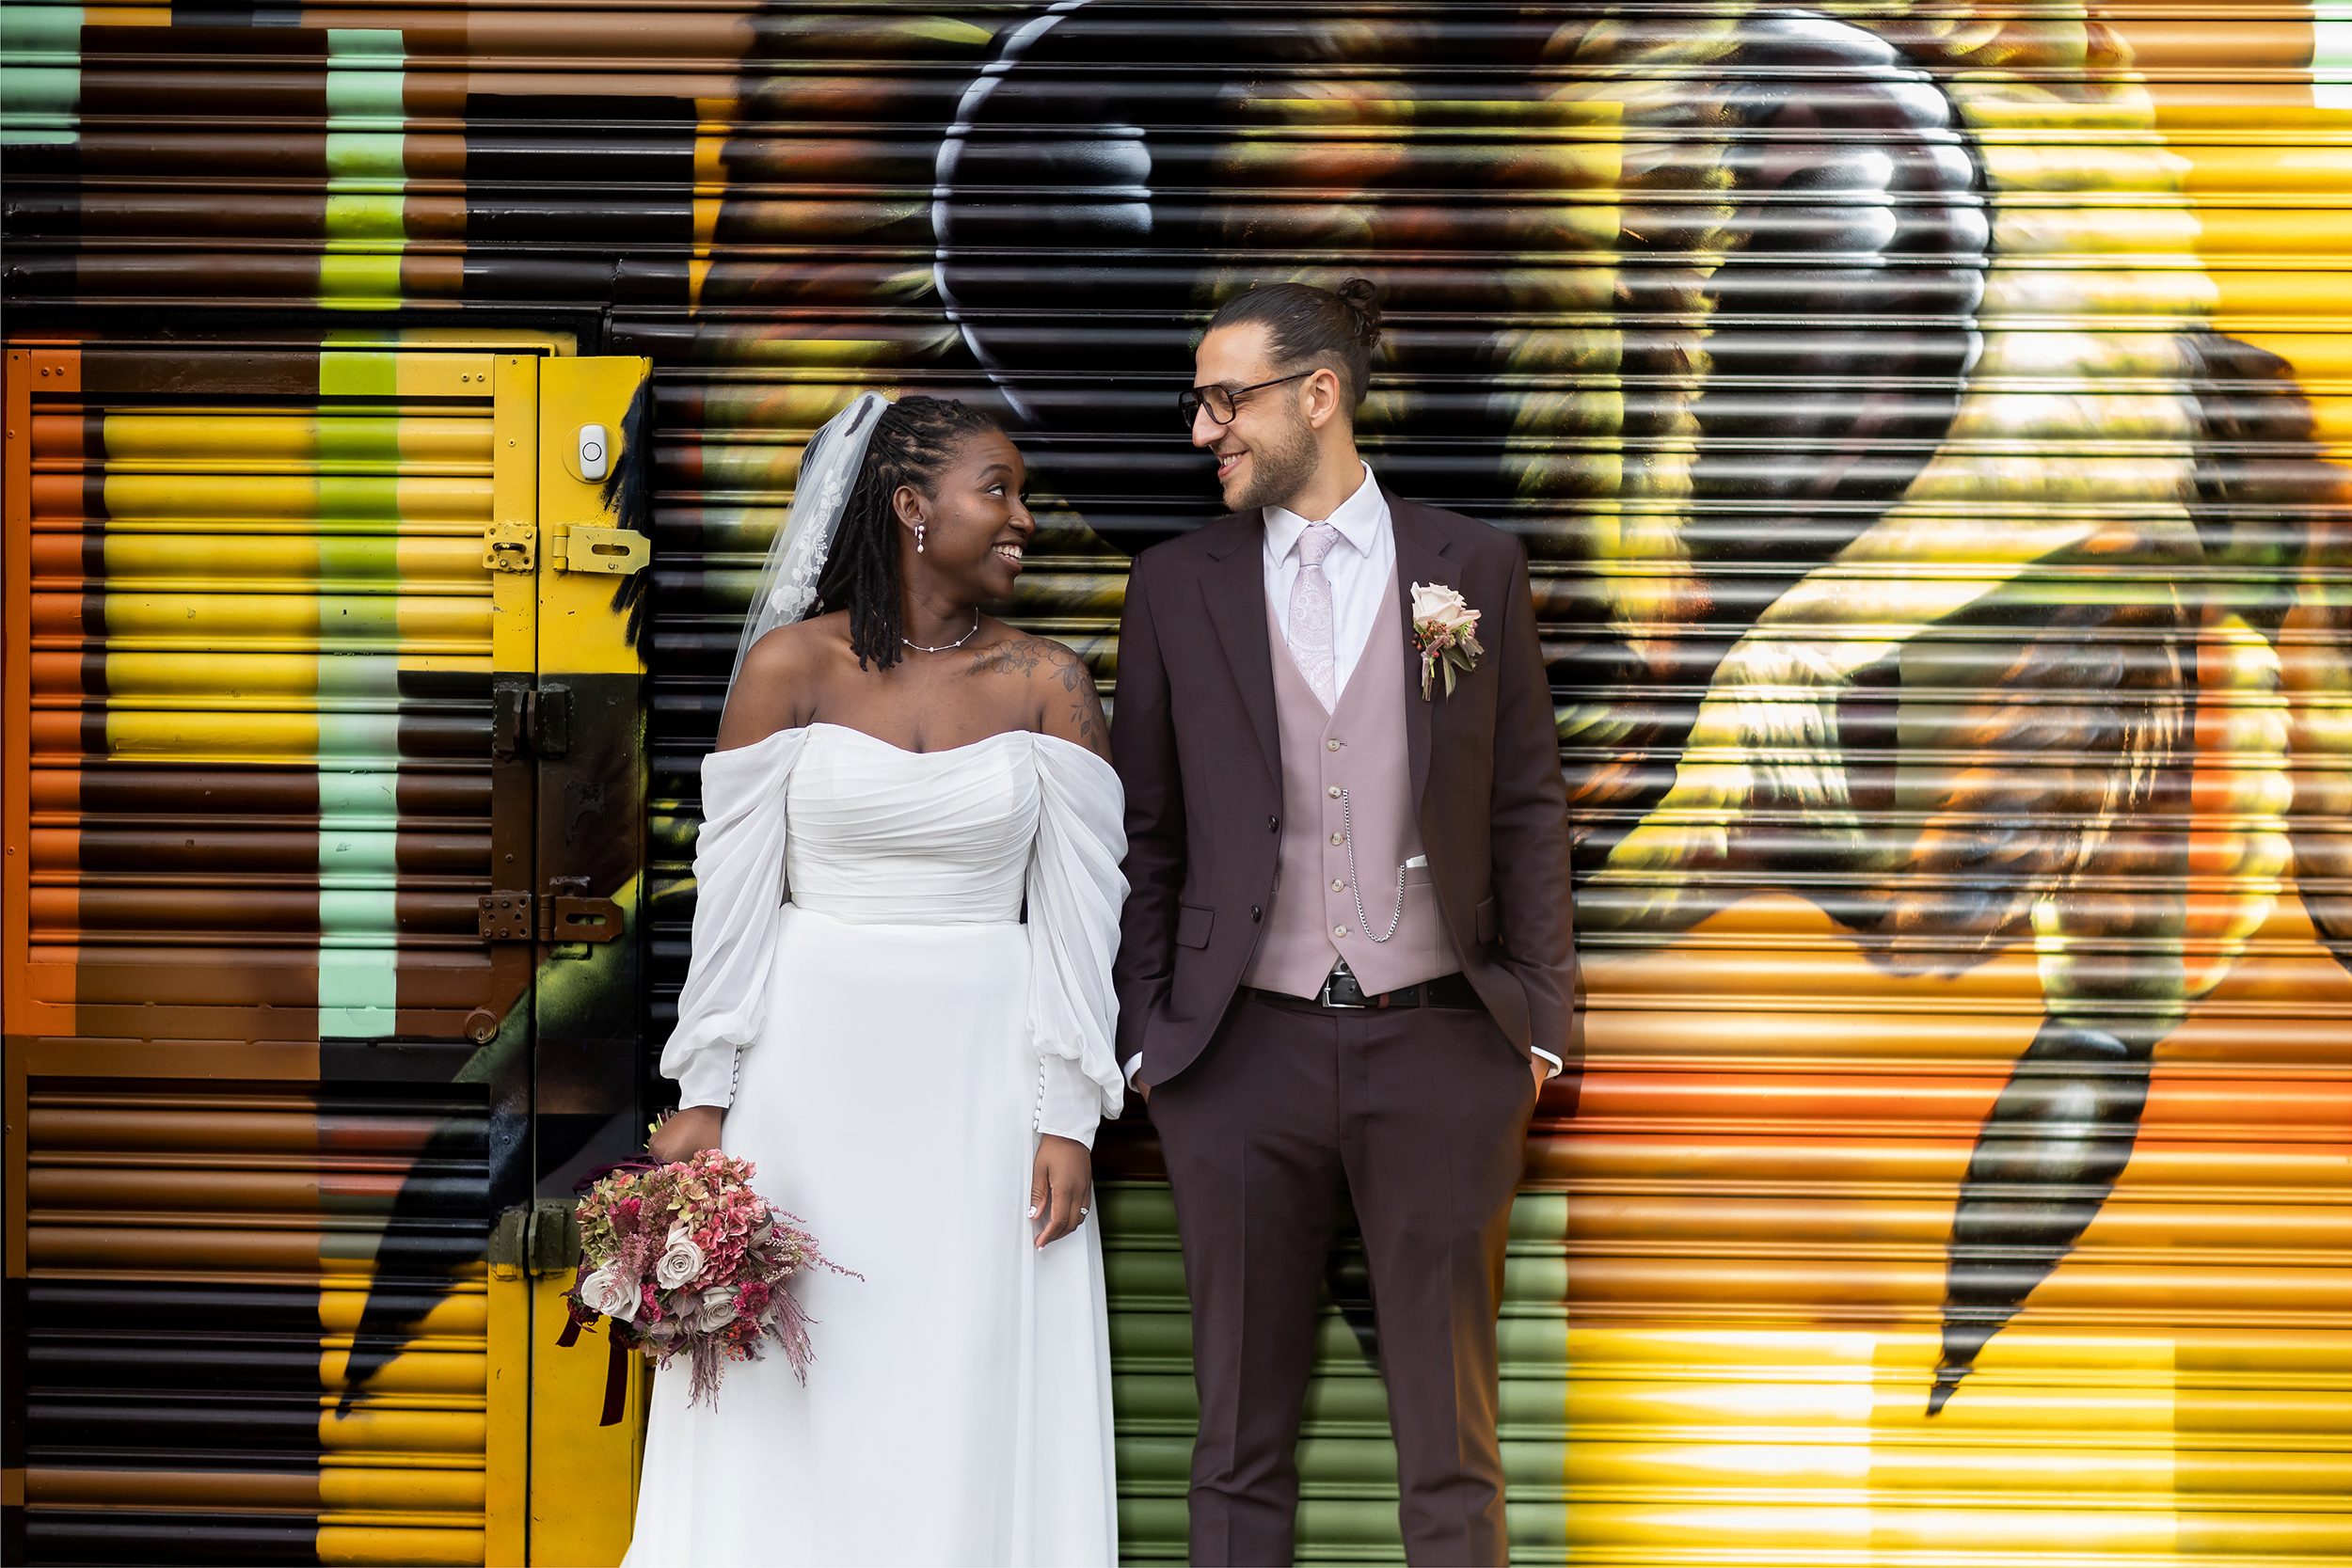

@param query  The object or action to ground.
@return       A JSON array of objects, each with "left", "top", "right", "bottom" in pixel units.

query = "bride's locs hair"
[
  {"left": 813, "top": 394, "right": 1002, "bottom": 671},
  {"left": 1204, "top": 277, "right": 1385, "bottom": 411}
]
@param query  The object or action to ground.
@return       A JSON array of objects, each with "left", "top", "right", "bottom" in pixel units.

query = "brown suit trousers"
[{"left": 1149, "top": 991, "right": 1537, "bottom": 1564}]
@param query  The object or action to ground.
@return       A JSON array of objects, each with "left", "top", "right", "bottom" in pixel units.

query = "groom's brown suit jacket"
[{"left": 1110, "top": 488, "right": 1581, "bottom": 1105}]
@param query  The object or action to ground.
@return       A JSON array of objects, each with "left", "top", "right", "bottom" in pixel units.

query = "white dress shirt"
[{"left": 1130, "top": 463, "right": 1561, "bottom": 1088}]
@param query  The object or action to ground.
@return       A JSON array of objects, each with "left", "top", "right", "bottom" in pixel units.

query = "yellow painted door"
[{"left": 3, "top": 342, "right": 651, "bottom": 1566}]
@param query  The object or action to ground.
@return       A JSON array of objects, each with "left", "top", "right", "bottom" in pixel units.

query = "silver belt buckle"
[{"left": 1320, "top": 961, "right": 1371, "bottom": 1009}]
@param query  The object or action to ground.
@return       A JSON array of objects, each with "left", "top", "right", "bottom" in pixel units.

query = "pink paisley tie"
[{"left": 1286, "top": 521, "right": 1341, "bottom": 709}]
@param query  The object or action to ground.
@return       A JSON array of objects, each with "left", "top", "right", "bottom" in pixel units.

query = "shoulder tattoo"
[{"left": 974, "top": 636, "right": 1106, "bottom": 752}]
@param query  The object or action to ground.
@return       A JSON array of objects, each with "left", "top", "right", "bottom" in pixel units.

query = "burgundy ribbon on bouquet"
[
  {"left": 553, "top": 1314, "right": 632, "bottom": 1427},
  {"left": 556, "top": 1153, "right": 660, "bottom": 1426}
]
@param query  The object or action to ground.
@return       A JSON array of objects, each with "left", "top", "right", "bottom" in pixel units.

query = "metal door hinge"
[
  {"left": 485, "top": 516, "right": 535, "bottom": 572},
  {"left": 479, "top": 889, "right": 623, "bottom": 944},
  {"left": 489, "top": 1198, "right": 582, "bottom": 1279},
  {"left": 561, "top": 523, "right": 650, "bottom": 575},
  {"left": 480, "top": 890, "right": 535, "bottom": 942},
  {"left": 492, "top": 679, "right": 571, "bottom": 760}
]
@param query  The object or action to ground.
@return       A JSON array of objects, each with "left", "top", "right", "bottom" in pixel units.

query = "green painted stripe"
[
  {"left": 320, "top": 890, "right": 400, "bottom": 928},
  {"left": 315, "top": 660, "right": 400, "bottom": 1043},
  {"left": 320, "top": 352, "right": 400, "bottom": 400},
  {"left": 322, "top": 31, "right": 407, "bottom": 309},
  {"left": 314, "top": 652, "right": 404, "bottom": 697},
  {"left": 317, "top": 768, "right": 403, "bottom": 818},
  {"left": 0, "top": 63, "right": 77, "bottom": 134},
  {"left": 318, "top": 830, "right": 401, "bottom": 876},
  {"left": 318, "top": 890, "right": 400, "bottom": 1037},
  {"left": 316, "top": 474, "right": 405, "bottom": 517},
  {"left": 0, "top": 3, "right": 83, "bottom": 55},
  {"left": 327, "top": 25, "right": 405, "bottom": 58},
  {"left": 316, "top": 713, "right": 403, "bottom": 755},
  {"left": 326, "top": 193, "right": 405, "bottom": 242},
  {"left": 314, "top": 416, "right": 410, "bottom": 461},
  {"left": 318, "top": 536, "right": 405, "bottom": 583},
  {"left": 319, "top": 253, "right": 405, "bottom": 309},
  {"left": 324, "top": 28, "right": 405, "bottom": 120},
  {"left": 315, "top": 595, "right": 405, "bottom": 643},
  {"left": 313, "top": 331, "right": 403, "bottom": 1040},
  {"left": 326, "top": 131, "right": 405, "bottom": 180}
]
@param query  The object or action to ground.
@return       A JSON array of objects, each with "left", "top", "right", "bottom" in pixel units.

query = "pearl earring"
[{"left": 915, "top": 522, "right": 926, "bottom": 554}]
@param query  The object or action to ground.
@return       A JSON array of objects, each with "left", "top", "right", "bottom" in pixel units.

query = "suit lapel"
[
  {"left": 1387, "top": 490, "right": 1453, "bottom": 811},
  {"left": 1198, "top": 513, "right": 1281, "bottom": 784}
]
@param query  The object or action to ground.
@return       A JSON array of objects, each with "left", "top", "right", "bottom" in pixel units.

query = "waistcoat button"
[
  {"left": 1326, "top": 738, "right": 1341, "bottom": 752},
  {"left": 1334, "top": 925, "right": 1350, "bottom": 939},
  {"left": 1330, "top": 832, "right": 1344, "bottom": 846},
  {"left": 1327, "top": 785, "right": 1341, "bottom": 799}
]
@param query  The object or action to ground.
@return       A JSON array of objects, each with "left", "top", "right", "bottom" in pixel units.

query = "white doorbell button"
[{"left": 578, "top": 423, "right": 610, "bottom": 482}]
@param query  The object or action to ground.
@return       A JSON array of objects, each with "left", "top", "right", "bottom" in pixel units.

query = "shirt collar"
[{"left": 1263, "top": 462, "right": 1386, "bottom": 565}]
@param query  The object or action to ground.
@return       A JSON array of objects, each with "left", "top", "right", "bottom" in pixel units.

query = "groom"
[{"left": 1110, "top": 277, "right": 1579, "bottom": 1565}]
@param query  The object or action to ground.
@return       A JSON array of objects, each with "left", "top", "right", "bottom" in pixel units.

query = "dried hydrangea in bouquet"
[{"left": 563, "top": 1148, "right": 853, "bottom": 1407}]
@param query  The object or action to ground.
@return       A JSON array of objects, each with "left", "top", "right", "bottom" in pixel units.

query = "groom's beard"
[{"left": 1223, "top": 412, "right": 1318, "bottom": 514}]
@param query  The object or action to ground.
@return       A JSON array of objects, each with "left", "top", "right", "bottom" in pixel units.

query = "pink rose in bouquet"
[{"left": 564, "top": 1149, "right": 852, "bottom": 1406}]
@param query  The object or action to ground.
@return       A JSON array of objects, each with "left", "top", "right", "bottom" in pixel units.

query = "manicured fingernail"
[{"left": 1027, "top": 1205, "right": 1039, "bottom": 1217}]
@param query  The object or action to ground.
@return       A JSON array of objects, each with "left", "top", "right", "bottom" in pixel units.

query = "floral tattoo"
[{"left": 973, "top": 637, "right": 1108, "bottom": 753}]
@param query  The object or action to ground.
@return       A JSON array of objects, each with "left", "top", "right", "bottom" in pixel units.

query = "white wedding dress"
[{"left": 623, "top": 721, "right": 1128, "bottom": 1567}]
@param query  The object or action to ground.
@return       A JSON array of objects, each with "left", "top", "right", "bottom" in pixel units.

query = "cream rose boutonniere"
[{"left": 1408, "top": 582, "right": 1485, "bottom": 699}]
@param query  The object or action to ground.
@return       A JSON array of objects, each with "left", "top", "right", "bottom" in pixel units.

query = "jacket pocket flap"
[{"left": 1176, "top": 904, "right": 1216, "bottom": 949}]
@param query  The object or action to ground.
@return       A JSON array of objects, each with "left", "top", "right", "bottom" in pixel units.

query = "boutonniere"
[{"left": 1408, "top": 581, "right": 1485, "bottom": 700}]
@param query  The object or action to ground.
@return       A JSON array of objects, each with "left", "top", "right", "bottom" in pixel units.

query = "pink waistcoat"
[{"left": 1242, "top": 568, "right": 1463, "bottom": 998}]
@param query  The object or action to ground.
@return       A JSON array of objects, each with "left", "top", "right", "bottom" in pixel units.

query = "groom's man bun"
[{"left": 1205, "top": 277, "right": 1384, "bottom": 411}]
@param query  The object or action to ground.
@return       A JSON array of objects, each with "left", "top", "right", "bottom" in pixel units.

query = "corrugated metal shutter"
[
  {"left": 626, "top": 8, "right": 2352, "bottom": 1562},
  {"left": 2, "top": 344, "right": 543, "bottom": 1565},
  {"left": 20, "top": 1083, "right": 494, "bottom": 1565},
  {"left": 6, "top": 6, "right": 2349, "bottom": 1566}
]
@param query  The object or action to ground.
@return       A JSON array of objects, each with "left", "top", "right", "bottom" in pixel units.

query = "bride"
[{"left": 624, "top": 392, "right": 1126, "bottom": 1566}]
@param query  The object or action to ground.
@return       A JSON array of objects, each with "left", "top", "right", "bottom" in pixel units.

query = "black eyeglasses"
[{"left": 1178, "top": 371, "right": 1312, "bottom": 430}]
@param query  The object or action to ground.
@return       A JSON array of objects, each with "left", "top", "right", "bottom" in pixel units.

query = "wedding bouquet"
[{"left": 563, "top": 1148, "right": 851, "bottom": 1406}]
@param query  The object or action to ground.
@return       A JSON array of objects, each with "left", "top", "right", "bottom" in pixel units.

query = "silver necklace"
[{"left": 902, "top": 610, "right": 982, "bottom": 655}]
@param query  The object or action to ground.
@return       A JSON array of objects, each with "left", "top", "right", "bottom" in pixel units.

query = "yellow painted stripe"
[
  {"left": 319, "top": 1288, "right": 486, "bottom": 1338},
  {"left": 98, "top": 473, "right": 494, "bottom": 528},
  {"left": 318, "top": 1348, "right": 485, "bottom": 1398},
  {"left": 95, "top": 411, "right": 490, "bottom": 466},
  {"left": 93, "top": 594, "right": 485, "bottom": 643},
  {"left": 87, "top": 651, "right": 414, "bottom": 701},
  {"left": 96, "top": 533, "right": 486, "bottom": 585},
  {"left": 315, "top": 1525, "right": 485, "bottom": 1567}
]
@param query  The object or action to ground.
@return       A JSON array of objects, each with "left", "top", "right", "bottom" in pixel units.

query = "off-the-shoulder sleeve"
[
  {"left": 1026, "top": 738, "right": 1131, "bottom": 1147},
  {"left": 660, "top": 727, "right": 809, "bottom": 1110}
]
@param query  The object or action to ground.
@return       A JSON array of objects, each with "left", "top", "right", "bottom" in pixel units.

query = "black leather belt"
[{"left": 1248, "top": 964, "right": 1482, "bottom": 1011}]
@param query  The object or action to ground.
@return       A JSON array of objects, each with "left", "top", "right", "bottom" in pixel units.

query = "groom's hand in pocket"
[{"left": 1030, "top": 1134, "right": 1093, "bottom": 1248}]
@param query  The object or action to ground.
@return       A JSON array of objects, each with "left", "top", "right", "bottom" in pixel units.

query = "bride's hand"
[
  {"left": 1029, "top": 1134, "right": 1093, "bottom": 1249},
  {"left": 648, "top": 1105, "right": 725, "bottom": 1164}
]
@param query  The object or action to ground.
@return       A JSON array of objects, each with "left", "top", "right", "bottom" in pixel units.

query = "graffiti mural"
[{"left": 6, "top": 3, "right": 2348, "bottom": 1563}]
